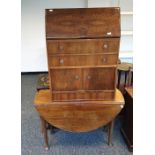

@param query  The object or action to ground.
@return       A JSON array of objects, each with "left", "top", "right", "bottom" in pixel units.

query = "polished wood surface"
[
  {"left": 34, "top": 8, "right": 124, "bottom": 149},
  {"left": 48, "top": 54, "right": 118, "bottom": 67},
  {"left": 50, "top": 67, "right": 116, "bottom": 101},
  {"left": 47, "top": 38, "right": 119, "bottom": 54},
  {"left": 46, "top": 8, "right": 120, "bottom": 101},
  {"left": 46, "top": 8, "right": 120, "bottom": 39},
  {"left": 125, "top": 87, "right": 133, "bottom": 98},
  {"left": 51, "top": 68, "right": 82, "bottom": 91},
  {"left": 52, "top": 90, "right": 115, "bottom": 101},
  {"left": 34, "top": 89, "right": 124, "bottom": 132},
  {"left": 50, "top": 67, "right": 115, "bottom": 91}
]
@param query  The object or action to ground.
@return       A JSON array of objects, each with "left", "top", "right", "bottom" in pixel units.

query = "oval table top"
[{"left": 34, "top": 89, "right": 124, "bottom": 132}]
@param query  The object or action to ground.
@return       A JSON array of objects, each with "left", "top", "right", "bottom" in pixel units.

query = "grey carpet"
[{"left": 21, "top": 74, "right": 133, "bottom": 155}]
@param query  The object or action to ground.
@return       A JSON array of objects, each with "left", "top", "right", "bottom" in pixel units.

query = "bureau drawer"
[
  {"left": 47, "top": 38, "right": 119, "bottom": 55},
  {"left": 49, "top": 54, "right": 118, "bottom": 67},
  {"left": 50, "top": 67, "right": 116, "bottom": 92},
  {"left": 50, "top": 68, "right": 82, "bottom": 91},
  {"left": 83, "top": 67, "right": 116, "bottom": 90}
]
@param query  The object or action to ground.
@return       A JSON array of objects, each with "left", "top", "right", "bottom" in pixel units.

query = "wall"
[
  {"left": 21, "top": 0, "right": 87, "bottom": 72},
  {"left": 21, "top": 0, "right": 133, "bottom": 72}
]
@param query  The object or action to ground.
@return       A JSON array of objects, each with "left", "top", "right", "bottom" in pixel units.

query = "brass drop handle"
[
  {"left": 75, "top": 75, "right": 80, "bottom": 80},
  {"left": 59, "top": 45, "right": 64, "bottom": 51},
  {"left": 87, "top": 75, "right": 91, "bottom": 80},
  {"left": 103, "top": 44, "right": 108, "bottom": 49},
  {"left": 59, "top": 59, "right": 64, "bottom": 64}
]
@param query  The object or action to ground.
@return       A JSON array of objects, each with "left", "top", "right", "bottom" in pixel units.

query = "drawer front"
[
  {"left": 47, "top": 38, "right": 119, "bottom": 55},
  {"left": 83, "top": 68, "right": 116, "bottom": 90},
  {"left": 49, "top": 54, "right": 118, "bottom": 67},
  {"left": 50, "top": 69, "right": 82, "bottom": 91},
  {"left": 52, "top": 91, "right": 115, "bottom": 101},
  {"left": 46, "top": 8, "right": 120, "bottom": 38}
]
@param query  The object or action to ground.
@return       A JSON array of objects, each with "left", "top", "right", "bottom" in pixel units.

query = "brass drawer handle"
[
  {"left": 103, "top": 44, "right": 108, "bottom": 49},
  {"left": 87, "top": 75, "right": 91, "bottom": 80},
  {"left": 59, "top": 59, "right": 64, "bottom": 64},
  {"left": 75, "top": 75, "right": 80, "bottom": 80}
]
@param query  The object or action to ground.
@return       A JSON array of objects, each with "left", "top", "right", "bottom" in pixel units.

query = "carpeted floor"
[{"left": 21, "top": 74, "right": 133, "bottom": 155}]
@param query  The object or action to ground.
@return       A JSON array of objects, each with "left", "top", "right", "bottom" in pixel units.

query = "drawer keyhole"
[
  {"left": 59, "top": 59, "right": 64, "bottom": 64},
  {"left": 102, "top": 58, "right": 107, "bottom": 63},
  {"left": 75, "top": 75, "right": 80, "bottom": 80},
  {"left": 87, "top": 75, "right": 91, "bottom": 80},
  {"left": 103, "top": 44, "right": 108, "bottom": 49},
  {"left": 59, "top": 45, "right": 64, "bottom": 51}
]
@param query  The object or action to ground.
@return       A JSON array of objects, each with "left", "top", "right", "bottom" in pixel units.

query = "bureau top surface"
[{"left": 46, "top": 7, "right": 120, "bottom": 39}]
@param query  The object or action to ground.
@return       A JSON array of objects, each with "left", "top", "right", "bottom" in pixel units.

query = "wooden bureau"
[
  {"left": 46, "top": 8, "right": 120, "bottom": 101},
  {"left": 34, "top": 8, "right": 124, "bottom": 149}
]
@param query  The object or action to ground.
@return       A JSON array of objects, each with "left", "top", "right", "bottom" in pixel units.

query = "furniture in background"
[
  {"left": 127, "top": 67, "right": 133, "bottom": 87},
  {"left": 34, "top": 8, "right": 125, "bottom": 149},
  {"left": 117, "top": 62, "right": 133, "bottom": 93},
  {"left": 36, "top": 74, "right": 49, "bottom": 91},
  {"left": 121, "top": 87, "right": 133, "bottom": 152}
]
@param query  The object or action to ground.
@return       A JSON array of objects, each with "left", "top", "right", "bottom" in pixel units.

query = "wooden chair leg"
[
  {"left": 108, "top": 120, "right": 114, "bottom": 146},
  {"left": 117, "top": 71, "right": 121, "bottom": 89},
  {"left": 40, "top": 116, "right": 49, "bottom": 150},
  {"left": 124, "top": 71, "right": 128, "bottom": 87}
]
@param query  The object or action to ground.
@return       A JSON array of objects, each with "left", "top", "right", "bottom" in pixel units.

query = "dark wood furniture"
[
  {"left": 34, "top": 89, "right": 124, "bottom": 149},
  {"left": 121, "top": 87, "right": 133, "bottom": 152},
  {"left": 46, "top": 8, "right": 120, "bottom": 101},
  {"left": 117, "top": 62, "right": 133, "bottom": 93},
  {"left": 34, "top": 8, "right": 125, "bottom": 149}
]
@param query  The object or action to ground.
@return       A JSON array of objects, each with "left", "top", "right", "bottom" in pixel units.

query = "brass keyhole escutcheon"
[
  {"left": 59, "top": 59, "right": 64, "bottom": 64},
  {"left": 75, "top": 75, "right": 80, "bottom": 80},
  {"left": 59, "top": 45, "right": 64, "bottom": 51}
]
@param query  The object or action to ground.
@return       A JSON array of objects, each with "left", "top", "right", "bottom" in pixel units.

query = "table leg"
[
  {"left": 39, "top": 116, "right": 44, "bottom": 134},
  {"left": 108, "top": 120, "right": 114, "bottom": 146},
  {"left": 40, "top": 116, "right": 49, "bottom": 150}
]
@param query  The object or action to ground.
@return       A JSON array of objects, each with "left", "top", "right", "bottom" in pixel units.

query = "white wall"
[
  {"left": 21, "top": 0, "right": 87, "bottom": 72},
  {"left": 87, "top": 0, "right": 133, "bottom": 63},
  {"left": 21, "top": 0, "right": 133, "bottom": 72}
]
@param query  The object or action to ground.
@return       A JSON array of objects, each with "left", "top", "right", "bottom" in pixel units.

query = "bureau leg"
[
  {"left": 40, "top": 116, "right": 49, "bottom": 150},
  {"left": 108, "top": 120, "right": 114, "bottom": 146}
]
